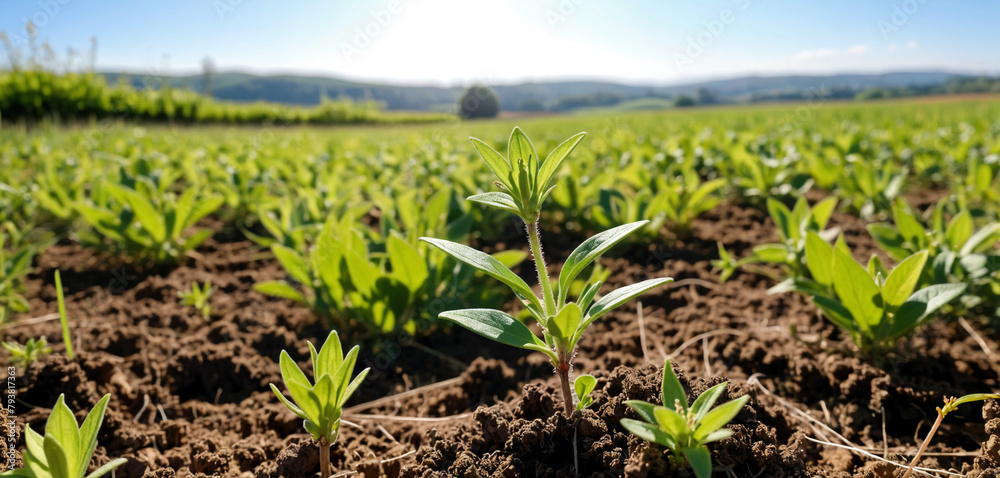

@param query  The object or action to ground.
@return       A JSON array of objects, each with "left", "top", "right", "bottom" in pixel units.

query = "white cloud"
[
  {"left": 888, "top": 44, "right": 898, "bottom": 52},
  {"left": 906, "top": 41, "right": 918, "bottom": 50},
  {"left": 792, "top": 48, "right": 840, "bottom": 61},
  {"left": 848, "top": 44, "right": 868, "bottom": 55}
]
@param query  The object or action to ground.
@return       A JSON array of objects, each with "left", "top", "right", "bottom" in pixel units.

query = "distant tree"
[
  {"left": 202, "top": 57, "right": 215, "bottom": 98},
  {"left": 696, "top": 87, "right": 717, "bottom": 105},
  {"left": 674, "top": 95, "right": 696, "bottom": 107},
  {"left": 458, "top": 84, "right": 500, "bottom": 119},
  {"left": 516, "top": 97, "right": 546, "bottom": 111}
]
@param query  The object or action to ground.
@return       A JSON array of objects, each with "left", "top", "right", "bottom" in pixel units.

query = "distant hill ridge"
[{"left": 99, "top": 70, "right": 970, "bottom": 111}]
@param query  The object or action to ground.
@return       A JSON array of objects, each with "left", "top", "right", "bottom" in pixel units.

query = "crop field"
[{"left": 2, "top": 97, "right": 1000, "bottom": 477}]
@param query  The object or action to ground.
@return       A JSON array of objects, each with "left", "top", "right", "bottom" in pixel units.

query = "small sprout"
[
  {"left": 178, "top": 281, "right": 213, "bottom": 320},
  {"left": 574, "top": 374, "right": 597, "bottom": 411},
  {"left": 0, "top": 393, "right": 126, "bottom": 478},
  {"left": 902, "top": 393, "right": 1000, "bottom": 478},
  {"left": 270, "top": 331, "right": 369, "bottom": 478},
  {"left": 620, "top": 359, "right": 749, "bottom": 478},
  {"left": 2, "top": 337, "right": 51, "bottom": 370},
  {"left": 55, "top": 270, "right": 74, "bottom": 360}
]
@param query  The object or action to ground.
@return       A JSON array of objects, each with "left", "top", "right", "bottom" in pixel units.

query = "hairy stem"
[
  {"left": 556, "top": 360, "right": 575, "bottom": 416},
  {"left": 526, "top": 219, "right": 556, "bottom": 316},
  {"left": 902, "top": 410, "right": 944, "bottom": 478},
  {"left": 319, "top": 437, "right": 331, "bottom": 478}
]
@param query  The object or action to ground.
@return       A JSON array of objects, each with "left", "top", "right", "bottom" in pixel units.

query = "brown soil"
[{"left": 3, "top": 195, "right": 999, "bottom": 477}]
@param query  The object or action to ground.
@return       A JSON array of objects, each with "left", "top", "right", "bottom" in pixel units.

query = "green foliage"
[
  {"left": 0, "top": 68, "right": 444, "bottom": 125},
  {"left": 2, "top": 337, "right": 51, "bottom": 370},
  {"left": 269, "top": 331, "right": 369, "bottom": 446},
  {"left": 788, "top": 237, "right": 966, "bottom": 357},
  {"left": 74, "top": 177, "right": 224, "bottom": 266},
  {"left": 620, "top": 359, "right": 748, "bottom": 478},
  {"left": 0, "top": 229, "right": 36, "bottom": 322},
  {"left": 178, "top": 281, "right": 213, "bottom": 320},
  {"left": 422, "top": 128, "right": 671, "bottom": 414},
  {"left": 0, "top": 394, "right": 126, "bottom": 478},
  {"left": 868, "top": 198, "right": 1000, "bottom": 313},
  {"left": 714, "top": 196, "right": 838, "bottom": 284}
]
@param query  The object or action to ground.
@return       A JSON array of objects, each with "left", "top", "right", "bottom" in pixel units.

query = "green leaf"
[
  {"left": 106, "top": 183, "right": 165, "bottom": 243},
  {"left": 331, "top": 345, "right": 360, "bottom": 407},
  {"left": 767, "top": 198, "right": 793, "bottom": 242},
  {"left": 680, "top": 447, "right": 713, "bottom": 478},
  {"left": 270, "top": 383, "right": 307, "bottom": 420},
  {"left": 420, "top": 237, "right": 542, "bottom": 311},
  {"left": 558, "top": 221, "right": 648, "bottom": 304},
  {"left": 832, "top": 248, "right": 882, "bottom": 335},
  {"left": 537, "top": 132, "right": 586, "bottom": 192},
  {"left": 47, "top": 394, "right": 81, "bottom": 473},
  {"left": 945, "top": 210, "right": 973, "bottom": 251},
  {"left": 891, "top": 283, "right": 967, "bottom": 338},
  {"left": 271, "top": 245, "right": 311, "bottom": 286},
  {"left": 867, "top": 223, "right": 909, "bottom": 261},
  {"left": 43, "top": 435, "right": 71, "bottom": 478},
  {"left": 581, "top": 278, "right": 672, "bottom": 331},
  {"left": 508, "top": 127, "right": 538, "bottom": 185},
  {"left": 279, "top": 350, "right": 313, "bottom": 395},
  {"left": 807, "top": 197, "right": 838, "bottom": 231},
  {"left": 804, "top": 231, "right": 834, "bottom": 288},
  {"left": 812, "top": 294, "right": 857, "bottom": 333},
  {"left": 694, "top": 395, "right": 749, "bottom": 441},
  {"left": 661, "top": 359, "right": 689, "bottom": 412},
  {"left": 881, "top": 251, "right": 928, "bottom": 312},
  {"left": 254, "top": 281, "right": 307, "bottom": 304},
  {"left": 960, "top": 223, "right": 1000, "bottom": 256},
  {"left": 439, "top": 308, "right": 546, "bottom": 350},
  {"left": 315, "top": 331, "right": 343, "bottom": 381},
  {"left": 624, "top": 400, "right": 658, "bottom": 424},
  {"left": 574, "top": 375, "right": 597, "bottom": 401},
  {"left": 700, "top": 428, "right": 734, "bottom": 444},
  {"left": 653, "top": 406, "right": 687, "bottom": 437},
  {"left": 83, "top": 458, "right": 127, "bottom": 478},
  {"left": 342, "top": 367, "right": 370, "bottom": 408},
  {"left": 690, "top": 382, "right": 728, "bottom": 424},
  {"left": 550, "top": 303, "right": 582, "bottom": 342},
  {"left": 470, "top": 137, "right": 513, "bottom": 190},
  {"left": 620, "top": 418, "right": 677, "bottom": 450},
  {"left": 951, "top": 393, "right": 1000, "bottom": 410},
  {"left": 578, "top": 281, "right": 602, "bottom": 311},
  {"left": 750, "top": 243, "right": 790, "bottom": 264},
  {"left": 77, "top": 394, "right": 112, "bottom": 478},
  {"left": 467, "top": 192, "right": 521, "bottom": 215},
  {"left": 387, "top": 235, "right": 429, "bottom": 295}
]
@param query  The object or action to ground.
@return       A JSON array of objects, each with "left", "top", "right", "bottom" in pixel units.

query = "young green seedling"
[
  {"left": 178, "top": 281, "right": 213, "bottom": 320},
  {"left": 54, "top": 270, "right": 73, "bottom": 360},
  {"left": 574, "top": 375, "right": 597, "bottom": 411},
  {"left": 2, "top": 337, "right": 51, "bottom": 370},
  {"left": 270, "top": 331, "right": 369, "bottom": 478},
  {"left": 0, "top": 393, "right": 126, "bottom": 478},
  {"left": 790, "top": 234, "right": 967, "bottom": 359},
  {"left": 420, "top": 128, "right": 672, "bottom": 415},
  {"left": 620, "top": 359, "right": 749, "bottom": 478},
  {"left": 902, "top": 393, "right": 1000, "bottom": 478}
]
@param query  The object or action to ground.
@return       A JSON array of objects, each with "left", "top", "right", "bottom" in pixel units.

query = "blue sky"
[{"left": 0, "top": 0, "right": 996, "bottom": 86}]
